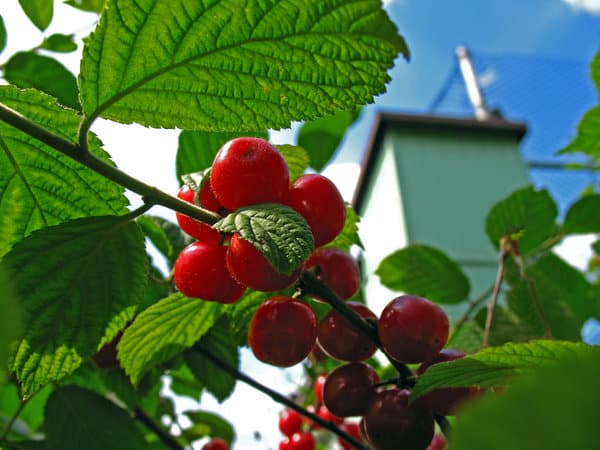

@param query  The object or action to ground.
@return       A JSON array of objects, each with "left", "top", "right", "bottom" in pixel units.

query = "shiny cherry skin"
[
  {"left": 363, "top": 389, "right": 435, "bottom": 450},
  {"left": 338, "top": 422, "right": 364, "bottom": 450},
  {"left": 201, "top": 438, "right": 229, "bottom": 450},
  {"left": 323, "top": 362, "right": 379, "bottom": 418},
  {"left": 284, "top": 174, "right": 346, "bottom": 248},
  {"left": 226, "top": 233, "right": 304, "bottom": 292},
  {"left": 175, "top": 184, "right": 222, "bottom": 243},
  {"left": 279, "top": 431, "right": 315, "bottom": 450},
  {"left": 317, "top": 302, "right": 378, "bottom": 362},
  {"left": 306, "top": 247, "right": 360, "bottom": 301},
  {"left": 378, "top": 295, "right": 449, "bottom": 364},
  {"left": 279, "top": 408, "right": 303, "bottom": 437},
  {"left": 314, "top": 373, "right": 327, "bottom": 404},
  {"left": 415, "top": 349, "right": 481, "bottom": 415},
  {"left": 210, "top": 137, "right": 289, "bottom": 210},
  {"left": 248, "top": 296, "right": 317, "bottom": 367},
  {"left": 174, "top": 242, "right": 245, "bottom": 303}
]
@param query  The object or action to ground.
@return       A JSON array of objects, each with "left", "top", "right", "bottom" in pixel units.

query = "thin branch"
[
  {"left": 482, "top": 239, "right": 509, "bottom": 347},
  {"left": 195, "top": 345, "right": 369, "bottom": 450},
  {"left": 0, "top": 397, "right": 29, "bottom": 441},
  {"left": 133, "top": 407, "right": 184, "bottom": 450},
  {"left": 449, "top": 283, "right": 495, "bottom": 340}
]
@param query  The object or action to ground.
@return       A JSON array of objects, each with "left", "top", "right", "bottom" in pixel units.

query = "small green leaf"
[
  {"left": 3, "top": 215, "right": 147, "bottom": 397},
  {"left": 0, "top": 267, "right": 22, "bottom": 382},
  {"left": 176, "top": 131, "right": 268, "bottom": 181},
  {"left": 559, "top": 105, "right": 600, "bottom": 158},
  {"left": 184, "top": 318, "right": 239, "bottom": 402},
  {"left": 18, "top": 0, "right": 53, "bottom": 31},
  {"left": 64, "top": 0, "right": 106, "bottom": 13},
  {"left": 0, "top": 86, "right": 128, "bottom": 259},
  {"left": 183, "top": 410, "right": 235, "bottom": 445},
  {"left": 298, "top": 108, "right": 361, "bottom": 171},
  {"left": 410, "top": 340, "right": 599, "bottom": 401},
  {"left": 375, "top": 244, "right": 470, "bottom": 304},
  {"left": 137, "top": 215, "right": 174, "bottom": 262},
  {"left": 118, "top": 293, "right": 226, "bottom": 385},
  {"left": 0, "top": 15, "right": 7, "bottom": 54},
  {"left": 80, "top": 0, "right": 408, "bottom": 130},
  {"left": 140, "top": 216, "right": 193, "bottom": 266},
  {"left": 4, "top": 52, "right": 80, "bottom": 110},
  {"left": 276, "top": 144, "right": 310, "bottom": 183},
  {"left": 485, "top": 186, "right": 558, "bottom": 254},
  {"left": 449, "top": 350, "right": 600, "bottom": 450},
  {"left": 45, "top": 386, "right": 148, "bottom": 450},
  {"left": 40, "top": 34, "right": 78, "bottom": 53},
  {"left": 563, "top": 194, "right": 600, "bottom": 234},
  {"left": 325, "top": 204, "right": 363, "bottom": 252},
  {"left": 215, "top": 203, "right": 314, "bottom": 275}
]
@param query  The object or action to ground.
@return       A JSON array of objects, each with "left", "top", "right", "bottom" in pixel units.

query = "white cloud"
[{"left": 562, "top": 0, "right": 600, "bottom": 14}]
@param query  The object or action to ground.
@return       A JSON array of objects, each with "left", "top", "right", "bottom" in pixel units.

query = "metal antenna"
[{"left": 456, "top": 45, "right": 492, "bottom": 120}]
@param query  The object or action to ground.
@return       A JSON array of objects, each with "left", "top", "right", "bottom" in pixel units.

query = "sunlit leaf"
[
  {"left": 276, "top": 144, "right": 310, "bottom": 183},
  {"left": 64, "top": 0, "right": 106, "bottom": 13},
  {"left": 40, "top": 34, "right": 78, "bottom": 53},
  {"left": 0, "top": 15, "right": 7, "bottom": 54},
  {"left": 563, "top": 194, "right": 600, "bottom": 233},
  {"left": 18, "top": 0, "right": 53, "bottom": 31}
]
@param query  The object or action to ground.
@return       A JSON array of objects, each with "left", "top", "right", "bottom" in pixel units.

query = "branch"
[
  {"left": 449, "top": 283, "right": 494, "bottom": 341},
  {"left": 195, "top": 345, "right": 369, "bottom": 450},
  {"left": 0, "top": 101, "right": 221, "bottom": 225},
  {"left": 133, "top": 407, "right": 184, "bottom": 450},
  {"left": 482, "top": 239, "right": 509, "bottom": 347}
]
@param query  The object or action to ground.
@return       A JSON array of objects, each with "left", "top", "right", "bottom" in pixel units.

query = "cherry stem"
[
  {"left": 133, "top": 407, "right": 184, "bottom": 450},
  {"left": 194, "top": 345, "right": 370, "bottom": 450},
  {"left": 482, "top": 238, "right": 509, "bottom": 347}
]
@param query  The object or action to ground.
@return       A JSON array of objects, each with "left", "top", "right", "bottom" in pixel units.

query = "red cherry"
[
  {"left": 323, "top": 362, "right": 379, "bottom": 418},
  {"left": 338, "top": 422, "right": 364, "bottom": 450},
  {"left": 211, "top": 137, "right": 289, "bottom": 210},
  {"left": 174, "top": 242, "right": 246, "bottom": 303},
  {"left": 279, "top": 408, "right": 303, "bottom": 437},
  {"left": 284, "top": 174, "right": 346, "bottom": 248},
  {"left": 175, "top": 184, "right": 222, "bottom": 243},
  {"left": 314, "top": 373, "right": 327, "bottom": 404},
  {"left": 415, "top": 349, "right": 481, "bottom": 415},
  {"left": 306, "top": 247, "right": 360, "bottom": 301},
  {"left": 426, "top": 434, "right": 448, "bottom": 450},
  {"left": 378, "top": 295, "right": 449, "bottom": 364},
  {"left": 248, "top": 296, "right": 317, "bottom": 367},
  {"left": 226, "top": 234, "right": 304, "bottom": 292},
  {"left": 363, "top": 389, "right": 434, "bottom": 450},
  {"left": 279, "top": 431, "right": 315, "bottom": 450},
  {"left": 202, "top": 438, "right": 229, "bottom": 450},
  {"left": 317, "top": 302, "right": 378, "bottom": 362}
]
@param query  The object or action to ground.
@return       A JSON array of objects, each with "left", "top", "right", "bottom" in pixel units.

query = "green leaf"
[
  {"left": 64, "top": 0, "right": 106, "bottom": 13},
  {"left": 276, "top": 144, "right": 310, "bottom": 183},
  {"left": 0, "top": 15, "right": 7, "bottom": 54},
  {"left": 45, "top": 386, "right": 147, "bottom": 450},
  {"left": 118, "top": 293, "right": 226, "bottom": 385},
  {"left": 474, "top": 306, "right": 533, "bottom": 346},
  {"left": 410, "top": 340, "right": 599, "bottom": 401},
  {"left": 215, "top": 203, "right": 314, "bottom": 275},
  {"left": 447, "top": 321, "right": 484, "bottom": 354},
  {"left": 3, "top": 215, "right": 147, "bottom": 397},
  {"left": 485, "top": 186, "right": 558, "bottom": 254},
  {"left": 0, "top": 85, "right": 128, "bottom": 259},
  {"left": 79, "top": 0, "right": 408, "bottom": 130},
  {"left": 449, "top": 350, "right": 600, "bottom": 450},
  {"left": 40, "top": 34, "right": 78, "bottom": 53},
  {"left": 18, "top": 0, "right": 53, "bottom": 31},
  {"left": 140, "top": 215, "right": 193, "bottom": 266},
  {"left": 225, "top": 290, "right": 271, "bottom": 346},
  {"left": 4, "top": 52, "right": 80, "bottom": 110},
  {"left": 176, "top": 131, "right": 268, "bottom": 181},
  {"left": 559, "top": 105, "right": 600, "bottom": 158},
  {"left": 325, "top": 204, "right": 363, "bottom": 251},
  {"left": 184, "top": 318, "right": 239, "bottom": 402},
  {"left": 563, "top": 193, "right": 600, "bottom": 233},
  {"left": 0, "top": 267, "right": 22, "bottom": 382},
  {"left": 375, "top": 244, "right": 470, "bottom": 304},
  {"left": 183, "top": 410, "right": 235, "bottom": 445},
  {"left": 137, "top": 215, "right": 174, "bottom": 263},
  {"left": 0, "top": 384, "right": 52, "bottom": 437},
  {"left": 298, "top": 108, "right": 361, "bottom": 171}
]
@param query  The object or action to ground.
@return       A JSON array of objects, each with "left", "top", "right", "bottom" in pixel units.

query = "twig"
[
  {"left": 482, "top": 239, "right": 509, "bottom": 347},
  {"left": 133, "top": 407, "right": 184, "bottom": 450},
  {"left": 0, "top": 397, "right": 29, "bottom": 441},
  {"left": 449, "top": 283, "right": 495, "bottom": 341}
]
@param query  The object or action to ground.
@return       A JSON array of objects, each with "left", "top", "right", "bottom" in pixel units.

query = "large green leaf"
[
  {"left": 118, "top": 293, "right": 226, "bottom": 385},
  {"left": 298, "top": 108, "right": 361, "bottom": 171},
  {"left": 410, "top": 340, "right": 599, "bottom": 401},
  {"left": 375, "top": 244, "right": 470, "bottom": 304},
  {"left": 184, "top": 317, "right": 239, "bottom": 402},
  {"left": 485, "top": 186, "right": 558, "bottom": 255},
  {"left": 0, "top": 86, "right": 128, "bottom": 259},
  {"left": 563, "top": 193, "right": 600, "bottom": 233},
  {"left": 4, "top": 52, "right": 80, "bottom": 110},
  {"left": 45, "top": 386, "right": 147, "bottom": 450},
  {"left": 0, "top": 267, "right": 22, "bottom": 382},
  {"left": 3, "top": 215, "right": 147, "bottom": 397},
  {"left": 18, "top": 0, "right": 53, "bottom": 31},
  {"left": 79, "top": 0, "right": 408, "bottom": 130},
  {"left": 215, "top": 203, "right": 314, "bottom": 275},
  {"left": 176, "top": 130, "right": 268, "bottom": 181},
  {"left": 276, "top": 144, "right": 310, "bottom": 183},
  {"left": 449, "top": 350, "right": 600, "bottom": 450}
]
